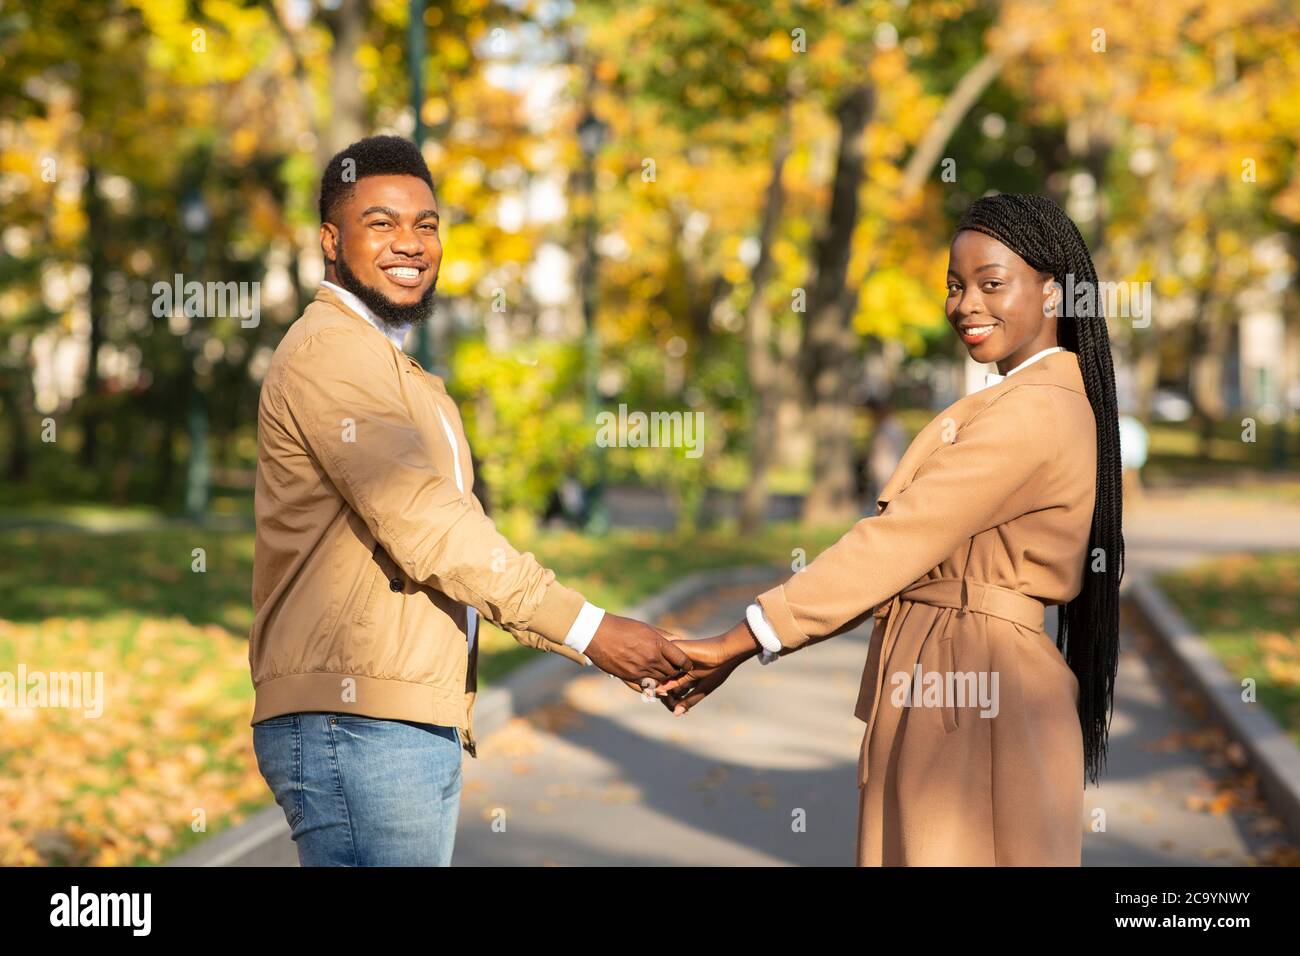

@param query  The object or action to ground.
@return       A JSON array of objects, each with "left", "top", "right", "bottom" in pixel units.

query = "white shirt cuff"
[
  {"left": 745, "top": 603, "right": 783, "bottom": 658},
  {"left": 563, "top": 601, "right": 605, "bottom": 661}
]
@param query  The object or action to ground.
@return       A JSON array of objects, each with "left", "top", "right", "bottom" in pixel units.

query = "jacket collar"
[
  {"left": 312, "top": 284, "right": 447, "bottom": 391},
  {"left": 983, "top": 346, "right": 1064, "bottom": 388},
  {"left": 319, "top": 281, "right": 411, "bottom": 351},
  {"left": 985, "top": 347, "right": 1087, "bottom": 396},
  {"left": 314, "top": 282, "right": 371, "bottom": 330}
]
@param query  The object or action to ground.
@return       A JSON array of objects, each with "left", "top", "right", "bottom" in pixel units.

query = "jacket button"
[{"left": 389, "top": 578, "right": 403, "bottom": 592}]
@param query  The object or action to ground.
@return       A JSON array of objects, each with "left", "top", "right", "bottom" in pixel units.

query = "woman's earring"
[{"left": 1042, "top": 278, "right": 1062, "bottom": 317}]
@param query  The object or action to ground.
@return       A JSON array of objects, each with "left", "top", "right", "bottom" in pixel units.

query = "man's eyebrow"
[{"left": 357, "top": 206, "right": 439, "bottom": 222}]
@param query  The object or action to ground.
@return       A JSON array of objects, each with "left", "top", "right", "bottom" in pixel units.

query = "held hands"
[
  {"left": 653, "top": 619, "right": 763, "bottom": 715},
  {"left": 584, "top": 612, "right": 694, "bottom": 686}
]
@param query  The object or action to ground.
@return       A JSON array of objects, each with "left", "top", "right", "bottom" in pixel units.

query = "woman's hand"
[{"left": 655, "top": 619, "right": 761, "bottom": 715}]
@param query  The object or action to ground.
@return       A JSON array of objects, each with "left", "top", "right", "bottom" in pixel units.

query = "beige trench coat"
[{"left": 756, "top": 350, "right": 1097, "bottom": 865}]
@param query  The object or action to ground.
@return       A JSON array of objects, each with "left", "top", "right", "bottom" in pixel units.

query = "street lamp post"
[
  {"left": 181, "top": 191, "right": 210, "bottom": 522},
  {"left": 577, "top": 108, "right": 609, "bottom": 534}
]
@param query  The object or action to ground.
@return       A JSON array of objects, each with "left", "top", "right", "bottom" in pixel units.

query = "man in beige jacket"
[{"left": 249, "top": 135, "right": 689, "bottom": 866}]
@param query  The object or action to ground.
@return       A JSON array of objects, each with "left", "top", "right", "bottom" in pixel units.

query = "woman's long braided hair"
[{"left": 955, "top": 192, "right": 1124, "bottom": 786}]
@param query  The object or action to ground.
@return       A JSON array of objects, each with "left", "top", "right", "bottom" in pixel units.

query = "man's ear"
[{"left": 320, "top": 222, "right": 340, "bottom": 263}]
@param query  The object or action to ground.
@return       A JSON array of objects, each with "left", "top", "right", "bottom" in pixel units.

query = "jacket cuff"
[
  {"left": 506, "top": 624, "right": 589, "bottom": 666},
  {"left": 755, "top": 583, "right": 811, "bottom": 651},
  {"left": 529, "top": 580, "right": 588, "bottom": 645}
]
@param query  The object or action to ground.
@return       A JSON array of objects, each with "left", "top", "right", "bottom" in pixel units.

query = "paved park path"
[{"left": 453, "top": 493, "right": 1300, "bottom": 866}]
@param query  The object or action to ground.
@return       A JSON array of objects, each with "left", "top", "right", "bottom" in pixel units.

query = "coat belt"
[{"left": 855, "top": 578, "right": 1046, "bottom": 787}]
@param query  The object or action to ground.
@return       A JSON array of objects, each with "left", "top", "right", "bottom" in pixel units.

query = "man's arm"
[{"left": 276, "top": 328, "right": 689, "bottom": 682}]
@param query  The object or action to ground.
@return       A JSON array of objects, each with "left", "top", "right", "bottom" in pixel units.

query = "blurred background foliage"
[
  {"left": 0, "top": 0, "right": 1298, "bottom": 526},
  {"left": 3, "top": 0, "right": 1300, "bottom": 868}
]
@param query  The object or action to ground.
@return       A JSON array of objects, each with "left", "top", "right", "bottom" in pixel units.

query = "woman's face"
[{"left": 945, "top": 229, "right": 1059, "bottom": 372}]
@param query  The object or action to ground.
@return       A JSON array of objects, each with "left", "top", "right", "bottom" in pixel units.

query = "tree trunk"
[
  {"left": 2, "top": 368, "right": 30, "bottom": 481},
  {"left": 79, "top": 163, "right": 108, "bottom": 470},
  {"left": 800, "top": 83, "right": 874, "bottom": 526},
  {"left": 842, "top": 32, "right": 1035, "bottom": 325},
  {"left": 896, "top": 30, "right": 1033, "bottom": 202},
  {"left": 1186, "top": 214, "right": 1222, "bottom": 458},
  {"left": 267, "top": 0, "right": 325, "bottom": 314},
  {"left": 1133, "top": 131, "right": 1177, "bottom": 425},
  {"left": 153, "top": 413, "right": 178, "bottom": 503},
  {"left": 1134, "top": 347, "right": 1160, "bottom": 423},
  {"left": 801, "top": 37, "right": 1031, "bottom": 515},
  {"left": 322, "top": 0, "right": 368, "bottom": 157},
  {"left": 1191, "top": 297, "right": 1230, "bottom": 457},
  {"left": 739, "top": 110, "right": 793, "bottom": 535}
]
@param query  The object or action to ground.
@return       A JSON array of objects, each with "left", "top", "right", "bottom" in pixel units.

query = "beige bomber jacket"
[{"left": 248, "top": 286, "right": 589, "bottom": 755}]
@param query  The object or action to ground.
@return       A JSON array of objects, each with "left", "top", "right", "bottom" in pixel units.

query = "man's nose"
[{"left": 390, "top": 229, "right": 424, "bottom": 256}]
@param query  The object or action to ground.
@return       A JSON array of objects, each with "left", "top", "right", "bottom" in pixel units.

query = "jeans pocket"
[
  {"left": 253, "top": 715, "right": 304, "bottom": 830},
  {"left": 253, "top": 714, "right": 297, "bottom": 728},
  {"left": 329, "top": 712, "right": 379, "bottom": 726}
]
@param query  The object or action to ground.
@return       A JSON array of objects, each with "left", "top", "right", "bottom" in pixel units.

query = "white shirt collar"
[
  {"left": 321, "top": 280, "right": 411, "bottom": 352},
  {"left": 984, "top": 346, "right": 1065, "bottom": 389}
]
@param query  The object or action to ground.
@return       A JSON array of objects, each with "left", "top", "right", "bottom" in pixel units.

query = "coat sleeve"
[
  {"left": 275, "top": 328, "right": 585, "bottom": 646},
  {"left": 756, "top": 386, "right": 1061, "bottom": 651}
]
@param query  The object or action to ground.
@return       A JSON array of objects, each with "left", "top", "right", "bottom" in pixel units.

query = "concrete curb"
[
  {"left": 167, "top": 563, "right": 785, "bottom": 866},
  {"left": 1126, "top": 572, "right": 1300, "bottom": 842}
]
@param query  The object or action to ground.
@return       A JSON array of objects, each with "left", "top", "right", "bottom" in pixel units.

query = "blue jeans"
[{"left": 252, "top": 712, "right": 462, "bottom": 866}]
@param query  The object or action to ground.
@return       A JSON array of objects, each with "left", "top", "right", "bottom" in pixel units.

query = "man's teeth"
[{"left": 385, "top": 267, "right": 420, "bottom": 278}]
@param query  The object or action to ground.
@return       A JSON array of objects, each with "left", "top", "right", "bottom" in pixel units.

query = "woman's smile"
[{"left": 958, "top": 321, "right": 999, "bottom": 346}]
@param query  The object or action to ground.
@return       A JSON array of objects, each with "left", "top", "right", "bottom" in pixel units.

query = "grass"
[
  {"left": 1143, "top": 420, "right": 1300, "bottom": 503},
  {"left": 1157, "top": 552, "right": 1300, "bottom": 749},
  {"left": 0, "top": 518, "right": 847, "bottom": 865}
]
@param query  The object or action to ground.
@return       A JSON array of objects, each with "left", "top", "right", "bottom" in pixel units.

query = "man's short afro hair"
[{"left": 318, "top": 135, "right": 435, "bottom": 225}]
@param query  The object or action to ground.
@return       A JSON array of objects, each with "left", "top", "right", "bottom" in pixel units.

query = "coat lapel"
[
  {"left": 874, "top": 410, "right": 957, "bottom": 514},
  {"left": 873, "top": 350, "right": 1086, "bottom": 515}
]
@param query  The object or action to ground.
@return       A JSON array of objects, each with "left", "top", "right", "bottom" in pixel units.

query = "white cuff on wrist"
[
  {"left": 563, "top": 601, "right": 606, "bottom": 659},
  {"left": 745, "top": 603, "right": 782, "bottom": 664}
]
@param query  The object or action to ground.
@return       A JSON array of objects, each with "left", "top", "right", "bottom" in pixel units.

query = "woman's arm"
[
  {"left": 659, "top": 386, "right": 1062, "bottom": 711},
  {"left": 756, "top": 385, "right": 1060, "bottom": 650}
]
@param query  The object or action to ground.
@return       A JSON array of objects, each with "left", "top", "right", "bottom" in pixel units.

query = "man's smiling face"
[{"left": 321, "top": 174, "right": 443, "bottom": 328}]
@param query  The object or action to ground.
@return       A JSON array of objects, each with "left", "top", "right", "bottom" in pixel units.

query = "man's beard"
[{"left": 334, "top": 244, "right": 437, "bottom": 329}]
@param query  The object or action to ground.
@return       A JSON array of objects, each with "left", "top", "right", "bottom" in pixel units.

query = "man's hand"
[
  {"left": 583, "top": 613, "right": 693, "bottom": 685},
  {"left": 655, "top": 619, "right": 761, "bottom": 715}
]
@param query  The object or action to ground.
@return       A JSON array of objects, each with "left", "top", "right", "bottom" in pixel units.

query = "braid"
[{"left": 955, "top": 193, "right": 1125, "bottom": 787}]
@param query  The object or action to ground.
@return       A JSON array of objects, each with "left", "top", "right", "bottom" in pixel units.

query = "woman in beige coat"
[{"left": 659, "top": 194, "right": 1124, "bottom": 866}]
